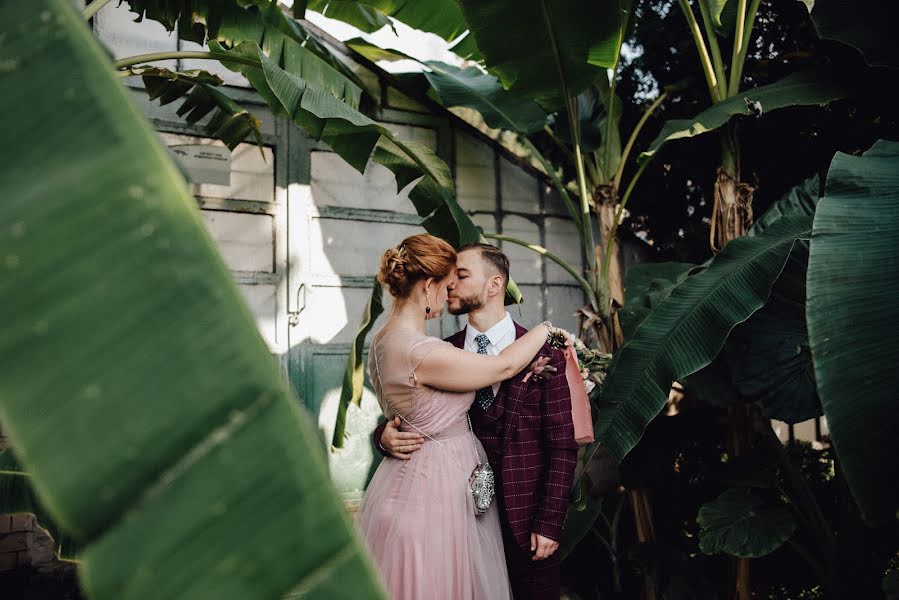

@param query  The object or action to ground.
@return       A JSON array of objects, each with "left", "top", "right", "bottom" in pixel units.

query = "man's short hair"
[{"left": 459, "top": 243, "right": 510, "bottom": 287}]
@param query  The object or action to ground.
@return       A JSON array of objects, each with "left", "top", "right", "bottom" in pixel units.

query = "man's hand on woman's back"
[{"left": 380, "top": 416, "right": 424, "bottom": 460}]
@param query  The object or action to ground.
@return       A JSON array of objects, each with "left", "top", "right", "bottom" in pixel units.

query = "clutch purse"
[{"left": 470, "top": 460, "right": 495, "bottom": 516}]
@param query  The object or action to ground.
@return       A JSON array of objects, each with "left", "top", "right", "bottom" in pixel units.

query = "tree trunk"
[
  {"left": 727, "top": 404, "right": 754, "bottom": 600},
  {"left": 589, "top": 188, "right": 625, "bottom": 353},
  {"left": 710, "top": 168, "right": 755, "bottom": 252}
]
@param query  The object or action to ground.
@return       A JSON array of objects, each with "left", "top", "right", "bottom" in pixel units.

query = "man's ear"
[{"left": 487, "top": 274, "right": 504, "bottom": 297}]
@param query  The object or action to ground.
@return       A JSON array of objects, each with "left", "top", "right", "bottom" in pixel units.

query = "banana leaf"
[
  {"left": 550, "top": 85, "right": 609, "bottom": 154},
  {"left": 0, "top": 2, "right": 385, "bottom": 598},
  {"left": 305, "top": 0, "right": 394, "bottom": 35},
  {"left": 454, "top": 0, "right": 630, "bottom": 110},
  {"left": 136, "top": 66, "right": 263, "bottom": 150},
  {"left": 805, "top": 0, "right": 899, "bottom": 69},
  {"left": 332, "top": 280, "right": 384, "bottom": 448},
  {"left": 122, "top": 0, "right": 360, "bottom": 83},
  {"left": 618, "top": 262, "right": 697, "bottom": 339},
  {"left": 592, "top": 214, "right": 813, "bottom": 463},
  {"left": 257, "top": 46, "right": 452, "bottom": 185},
  {"left": 641, "top": 67, "right": 852, "bottom": 159},
  {"left": 806, "top": 140, "right": 899, "bottom": 525},
  {"left": 703, "top": 0, "right": 738, "bottom": 37},
  {"left": 721, "top": 176, "right": 821, "bottom": 421},
  {"left": 422, "top": 62, "right": 547, "bottom": 134},
  {"left": 724, "top": 241, "right": 820, "bottom": 422},
  {"left": 345, "top": 39, "right": 547, "bottom": 134},
  {"left": 306, "top": 0, "right": 469, "bottom": 43}
]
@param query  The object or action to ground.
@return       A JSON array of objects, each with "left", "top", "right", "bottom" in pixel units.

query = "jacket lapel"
[
  {"left": 498, "top": 323, "right": 534, "bottom": 449},
  {"left": 445, "top": 328, "right": 466, "bottom": 350}
]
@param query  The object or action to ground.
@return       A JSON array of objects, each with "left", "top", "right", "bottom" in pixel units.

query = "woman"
[{"left": 356, "top": 234, "right": 557, "bottom": 600}]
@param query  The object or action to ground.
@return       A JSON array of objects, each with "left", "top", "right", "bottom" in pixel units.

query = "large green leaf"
[
  {"left": 703, "top": 0, "right": 738, "bottom": 37},
  {"left": 124, "top": 0, "right": 313, "bottom": 49},
  {"left": 136, "top": 66, "right": 263, "bottom": 150},
  {"left": 332, "top": 280, "right": 384, "bottom": 448},
  {"left": 642, "top": 67, "right": 852, "bottom": 159},
  {"left": 618, "top": 262, "right": 697, "bottom": 338},
  {"left": 698, "top": 489, "right": 797, "bottom": 558},
  {"left": 725, "top": 242, "right": 820, "bottom": 422},
  {"left": 454, "top": 0, "right": 629, "bottom": 110},
  {"left": 593, "top": 75, "right": 624, "bottom": 180},
  {"left": 306, "top": 0, "right": 394, "bottom": 34},
  {"left": 307, "top": 0, "right": 468, "bottom": 42},
  {"left": 680, "top": 179, "right": 821, "bottom": 417},
  {"left": 747, "top": 175, "right": 820, "bottom": 237},
  {"left": 594, "top": 215, "right": 812, "bottom": 462},
  {"left": 807, "top": 140, "right": 899, "bottom": 525},
  {"left": 257, "top": 46, "right": 452, "bottom": 186},
  {"left": 551, "top": 85, "right": 609, "bottom": 155},
  {"left": 0, "top": 451, "right": 79, "bottom": 560},
  {"left": 422, "top": 62, "right": 547, "bottom": 134},
  {"left": 805, "top": 0, "right": 899, "bottom": 69},
  {"left": 345, "top": 39, "right": 547, "bottom": 134},
  {"left": 123, "top": 0, "right": 365, "bottom": 95},
  {"left": 0, "top": 2, "right": 385, "bottom": 598},
  {"left": 720, "top": 177, "right": 821, "bottom": 422}
]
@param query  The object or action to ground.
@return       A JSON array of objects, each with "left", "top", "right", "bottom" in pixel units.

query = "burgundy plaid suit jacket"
[{"left": 373, "top": 323, "right": 578, "bottom": 551}]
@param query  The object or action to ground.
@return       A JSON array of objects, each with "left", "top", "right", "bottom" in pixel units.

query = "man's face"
[{"left": 447, "top": 249, "right": 492, "bottom": 315}]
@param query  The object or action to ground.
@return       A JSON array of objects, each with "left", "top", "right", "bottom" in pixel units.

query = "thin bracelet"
[{"left": 540, "top": 320, "right": 554, "bottom": 344}]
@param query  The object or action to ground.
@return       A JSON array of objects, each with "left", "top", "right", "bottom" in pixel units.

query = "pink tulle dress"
[{"left": 356, "top": 329, "right": 511, "bottom": 600}]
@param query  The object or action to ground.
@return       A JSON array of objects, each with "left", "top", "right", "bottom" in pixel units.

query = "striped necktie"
[{"left": 474, "top": 333, "right": 495, "bottom": 410}]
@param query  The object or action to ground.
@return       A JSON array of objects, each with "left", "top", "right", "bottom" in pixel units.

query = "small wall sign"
[{"left": 167, "top": 144, "right": 231, "bottom": 186}]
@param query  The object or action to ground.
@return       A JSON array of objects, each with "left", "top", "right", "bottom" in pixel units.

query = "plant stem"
[
  {"left": 585, "top": 153, "right": 602, "bottom": 187},
  {"left": 573, "top": 138, "right": 597, "bottom": 270},
  {"left": 541, "top": 0, "right": 596, "bottom": 268},
  {"left": 720, "top": 124, "right": 739, "bottom": 177},
  {"left": 728, "top": 0, "right": 749, "bottom": 95},
  {"left": 730, "top": 0, "right": 761, "bottom": 95},
  {"left": 601, "top": 157, "right": 650, "bottom": 280},
  {"left": 520, "top": 136, "right": 585, "bottom": 235},
  {"left": 542, "top": 124, "right": 577, "bottom": 166},
  {"left": 81, "top": 0, "right": 113, "bottom": 21},
  {"left": 484, "top": 233, "right": 598, "bottom": 310},
  {"left": 613, "top": 91, "right": 668, "bottom": 189},
  {"left": 114, "top": 51, "right": 260, "bottom": 71},
  {"left": 697, "top": 0, "right": 729, "bottom": 98},
  {"left": 601, "top": 5, "right": 630, "bottom": 189},
  {"left": 677, "top": 0, "right": 721, "bottom": 103}
]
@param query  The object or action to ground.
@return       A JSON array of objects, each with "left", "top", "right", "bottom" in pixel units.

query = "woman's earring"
[{"left": 425, "top": 294, "right": 431, "bottom": 334}]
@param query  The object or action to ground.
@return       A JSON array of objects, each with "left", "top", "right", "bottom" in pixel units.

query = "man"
[{"left": 373, "top": 243, "right": 578, "bottom": 600}]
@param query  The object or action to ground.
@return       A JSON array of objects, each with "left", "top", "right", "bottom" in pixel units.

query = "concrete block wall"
[{"left": 0, "top": 514, "right": 57, "bottom": 573}]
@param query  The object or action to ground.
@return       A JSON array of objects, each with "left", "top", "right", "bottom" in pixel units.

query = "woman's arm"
[{"left": 414, "top": 323, "right": 552, "bottom": 392}]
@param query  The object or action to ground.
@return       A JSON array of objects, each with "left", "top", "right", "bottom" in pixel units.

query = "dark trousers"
[{"left": 495, "top": 479, "right": 561, "bottom": 599}]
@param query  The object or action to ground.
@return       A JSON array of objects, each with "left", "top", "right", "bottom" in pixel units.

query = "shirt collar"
[{"left": 465, "top": 312, "right": 515, "bottom": 348}]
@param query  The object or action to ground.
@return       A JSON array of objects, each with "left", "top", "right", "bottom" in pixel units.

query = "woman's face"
[{"left": 426, "top": 273, "right": 454, "bottom": 319}]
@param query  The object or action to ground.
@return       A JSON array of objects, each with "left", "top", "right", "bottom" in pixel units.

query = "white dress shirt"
[{"left": 464, "top": 311, "right": 515, "bottom": 395}]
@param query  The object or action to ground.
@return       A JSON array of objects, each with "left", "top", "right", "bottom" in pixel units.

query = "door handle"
[{"left": 288, "top": 283, "right": 307, "bottom": 327}]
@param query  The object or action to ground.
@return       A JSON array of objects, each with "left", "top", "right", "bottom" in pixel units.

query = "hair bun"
[{"left": 377, "top": 235, "right": 456, "bottom": 299}]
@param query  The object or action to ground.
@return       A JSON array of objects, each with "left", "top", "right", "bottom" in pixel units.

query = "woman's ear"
[{"left": 424, "top": 277, "right": 435, "bottom": 295}]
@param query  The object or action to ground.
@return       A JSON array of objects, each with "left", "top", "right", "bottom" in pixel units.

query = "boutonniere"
[{"left": 521, "top": 355, "right": 556, "bottom": 383}]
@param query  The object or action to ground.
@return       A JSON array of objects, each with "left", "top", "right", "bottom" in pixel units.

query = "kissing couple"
[{"left": 356, "top": 234, "right": 580, "bottom": 600}]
